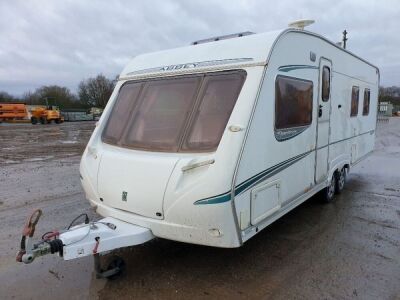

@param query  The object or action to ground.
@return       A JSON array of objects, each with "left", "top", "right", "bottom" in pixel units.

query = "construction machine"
[{"left": 30, "top": 105, "right": 64, "bottom": 124}]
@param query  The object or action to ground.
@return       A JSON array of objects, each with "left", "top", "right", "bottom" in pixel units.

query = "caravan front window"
[
  {"left": 182, "top": 73, "right": 245, "bottom": 151},
  {"left": 102, "top": 82, "right": 142, "bottom": 144},
  {"left": 102, "top": 70, "right": 246, "bottom": 152},
  {"left": 123, "top": 77, "right": 201, "bottom": 151}
]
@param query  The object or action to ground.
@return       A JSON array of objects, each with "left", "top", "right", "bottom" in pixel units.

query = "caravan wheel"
[
  {"left": 335, "top": 168, "right": 346, "bottom": 194},
  {"left": 322, "top": 175, "right": 336, "bottom": 203}
]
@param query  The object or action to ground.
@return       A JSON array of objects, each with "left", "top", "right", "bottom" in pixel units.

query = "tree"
[
  {"left": 379, "top": 86, "right": 400, "bottom": 106},
  {"left": 78, "top": 74, "right": 115, "bottom": 108},
  {"left": 22, "top": 85, "right": 79, "bottom": 108},
  {"left": 0, "top": 91, "right": 17, "bottom": 102}
]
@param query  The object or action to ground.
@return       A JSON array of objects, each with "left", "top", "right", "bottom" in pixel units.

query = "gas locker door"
[{"left": 315, "top": 58, "right": 332, "bottom": 183}]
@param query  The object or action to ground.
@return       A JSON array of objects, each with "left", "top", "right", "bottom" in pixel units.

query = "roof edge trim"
[{"left": 272, "top": 29, "right": 379, "bottom": 74}]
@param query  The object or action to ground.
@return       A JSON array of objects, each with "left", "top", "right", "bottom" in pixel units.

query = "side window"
[
  {"left": 321, "top": 66, "right": 330, "bottom": 101},
  {"left": 363, "top": 89, "right": 370, "bottom": 116},
  {"left": 275, "top": 75, "right": 313, "bottom": 130},
  {"left": 350, "top": 86, "right": 359, "bottom": 117}
]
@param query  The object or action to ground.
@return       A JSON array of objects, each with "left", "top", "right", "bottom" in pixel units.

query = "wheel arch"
[{"left": 328, "top": 154, "right": 351, "bottom": 186}]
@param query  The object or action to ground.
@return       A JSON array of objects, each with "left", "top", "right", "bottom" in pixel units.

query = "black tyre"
[
  {"left": 321, "top": 175, "right": 336, "bottom": 203},
  {"left": 335, "top": 168, "right": 346, "bottom": 194},
  {"left": 40, "top": 117, "right": 47, "bottom": 124},
  {"left": 31, "top": 117, "right": 38, "bottom": 124},
  {"left": 55, "top": 118, "right": 61, "bottom": 124},
  {"left": 105, "top": 256, "right": 126, "bottom": 280}
]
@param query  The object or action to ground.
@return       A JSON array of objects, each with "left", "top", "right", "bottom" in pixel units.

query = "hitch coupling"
[{"left": 16, "top": 209, "right": 63, "bottom": 263}]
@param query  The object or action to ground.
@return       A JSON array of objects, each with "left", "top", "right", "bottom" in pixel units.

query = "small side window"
[
  {"left": 275, "top": 75, "right": 313, "bottom": 130},
  {"left": 350, "top": 86, "right": 359, "bottom": 117},
  {"left": 363, "top": 89, "right": 370, "bottom": 116},
  {"left": 322, "top": 66, "right": 330, "bottom": 101}
]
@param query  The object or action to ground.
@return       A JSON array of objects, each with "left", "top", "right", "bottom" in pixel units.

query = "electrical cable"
[
  {"left": 38, "top": 213, "right": 117, "bottom": 248},
  {"left": 62, "top": 221, "right": 115, "bottom": 246},
  {"left": 67, "top": 213, "right": 89, "bottom": 230}
]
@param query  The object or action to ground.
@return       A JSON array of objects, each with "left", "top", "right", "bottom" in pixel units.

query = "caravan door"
[{"left": 315, "top": 58, "right": 332, "bottom": 183}]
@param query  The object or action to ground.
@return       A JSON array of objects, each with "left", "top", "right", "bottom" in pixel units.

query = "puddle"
[{"left": 24, "top": 156, "right": 55, "bottom": 162}]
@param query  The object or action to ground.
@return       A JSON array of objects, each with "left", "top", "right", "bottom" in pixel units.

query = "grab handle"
[{"left": 181, "top": 159, "right": 215, "bottom": 172}]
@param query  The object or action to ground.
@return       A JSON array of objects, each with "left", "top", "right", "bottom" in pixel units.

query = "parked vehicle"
[
  {"left": 30, "top": 105, "right": 63, "bottom": 124},
  {"left": 18, "top": 23, "right": 379, "bottom": 278}
]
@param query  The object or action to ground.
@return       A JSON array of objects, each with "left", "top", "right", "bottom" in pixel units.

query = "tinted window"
[
  {"left": 363, "top": 89, "right": 370, "bottom": 116},
  {"left": 102, "top": 71, "right": 246, "bottom": 152},
  {"left": 123, "top": 77, "right": 201, "bottom": 151},
  {"left": 275, "top": 76, "right": 313, "bottom": 129},
  {"left": 182, "top": 73, "right": 245, "bottom": 151},
  {"left": 322, "top": 66, "right": 330, "bottom": 101},
  {"left": 351, "top": 86, "right": 359, "bottom": 117},
  {"left": 102, "top": 82, "right": 142, "bottom": 144}
]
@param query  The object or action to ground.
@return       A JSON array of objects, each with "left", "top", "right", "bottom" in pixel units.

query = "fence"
[{"left": 377, "top": 111, "right": 389, "bottom": 123}]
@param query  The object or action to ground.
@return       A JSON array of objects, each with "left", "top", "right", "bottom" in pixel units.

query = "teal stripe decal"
[
  {"left": 278, "top": 65, "right": 318, "bottom": 72},
  {"left": 194, "top": 192, "right": 231, "bottom": 205},
  {"left": 194, "top": 151, "right": 311, "bottom": 205},
  {"left": 235, "top": 152, "right": 309, "bottom": 195}
]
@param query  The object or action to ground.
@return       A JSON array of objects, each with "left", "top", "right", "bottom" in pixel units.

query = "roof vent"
[
  {"left": 288, "top": 19, "right": 315, "bottom": 30},
  {"left": 192, "top": 31, "right": 254, "bottom": 45}
]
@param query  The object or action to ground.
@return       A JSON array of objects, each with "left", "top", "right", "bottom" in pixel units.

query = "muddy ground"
[{"left": 0, "top": 120, "right": 399, "bottom": 300}]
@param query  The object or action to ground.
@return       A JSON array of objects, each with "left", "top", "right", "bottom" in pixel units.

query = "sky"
[{"left": 1, "top": 0, "right": 399, "bottom": 96}]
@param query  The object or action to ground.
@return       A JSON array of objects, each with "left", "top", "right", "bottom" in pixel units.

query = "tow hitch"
[{"left": 16, "top": 209, "right": 154, "bottom": 279}]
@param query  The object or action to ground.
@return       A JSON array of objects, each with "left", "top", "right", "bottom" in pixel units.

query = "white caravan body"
[{"left": 80, "top": 28, "right": 379, "bottom": 248}]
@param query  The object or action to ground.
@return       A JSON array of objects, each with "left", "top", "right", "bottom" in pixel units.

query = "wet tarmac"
[{"left": 0, "top": 120, "right": 399, "bottom": 299}]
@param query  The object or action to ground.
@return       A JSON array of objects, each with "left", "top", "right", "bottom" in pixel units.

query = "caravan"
[{"left": 18, "top": 24, "right": 379, "bottom": 277}]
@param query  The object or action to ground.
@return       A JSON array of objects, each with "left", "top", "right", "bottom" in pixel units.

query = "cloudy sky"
[{"left": 1, "top": 0, "right": 399, "bottom": 96}]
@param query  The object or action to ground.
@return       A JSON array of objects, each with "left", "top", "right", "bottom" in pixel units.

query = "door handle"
[{"left": 319, "top": 105, "right": 323, "bottom": 117}]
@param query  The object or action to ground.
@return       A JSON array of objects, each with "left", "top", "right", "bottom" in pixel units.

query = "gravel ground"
[{"left": 0, "top": 120, "right": 399, "bottom": 300}]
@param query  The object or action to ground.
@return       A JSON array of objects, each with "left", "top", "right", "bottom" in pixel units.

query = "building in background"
[
  {"left": 61, "top": 107, "right": 103, "bottom": 121},
  {"left": 378, "top": 101, "right": 394, "bottom": 116}
]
